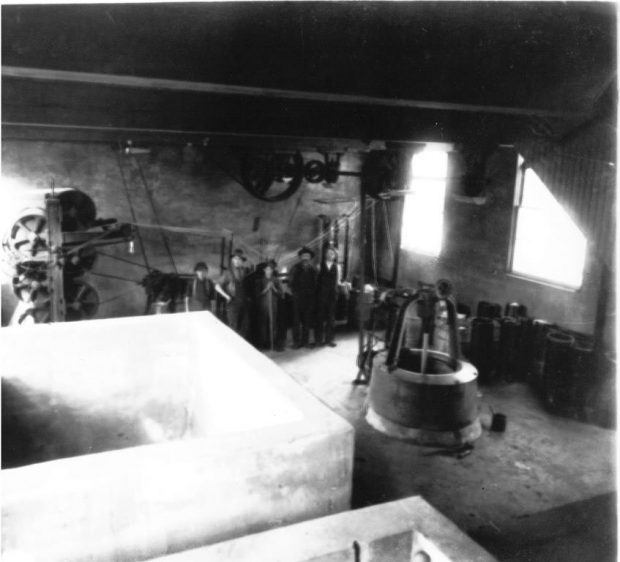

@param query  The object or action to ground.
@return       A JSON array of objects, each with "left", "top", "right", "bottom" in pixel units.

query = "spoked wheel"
[
  {"left": 240, "top": 152, "right": 304, "bottom": 201},
  {"left": 56, "top": 189, "right": 97, "bottom": 231},
  {"left": 16, "top": 284, "right": 52, "bottom": 325},
  {"left": 2, "top": 208, "right": 49, "bottom": 260},
  {"left": 65, "top": 280, "right": 99, "bottom": 322},
  {"left": 64, "top": 246, "right": 98, "bottom": 276},
  {"left": 12, "top": 261, "right": 48, "bottom": 301},
  {"left": 14, "top": 276, "right": 99, "bottom": 324}
]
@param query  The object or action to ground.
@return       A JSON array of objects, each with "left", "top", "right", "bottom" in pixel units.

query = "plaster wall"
[
  {"left": 1, "top": 141, "right": 362, "bottom": 325},
  {"left": 382, "top": 148, "right": 603, "bottom": 333}
]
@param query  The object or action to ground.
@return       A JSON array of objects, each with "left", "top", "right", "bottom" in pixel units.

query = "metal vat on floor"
[{"left": 366, "top": 286, "right": 481, "bottom": 447}]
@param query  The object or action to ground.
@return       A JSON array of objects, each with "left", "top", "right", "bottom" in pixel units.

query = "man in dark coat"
[
  {"left": 215, "top": 250, "right": 252, "bottom": 337},
  {"left": 253, "top": 260, "right": 284, "bottom": 350},
  {"left": 289, "top": 246, "right": 317, "bottom": 348},
  {"left": 185, "top": 262, "right": 215, "bottom": 312},
  {"left": 316, "top": 246, "right": 342, "bottom": 347}
]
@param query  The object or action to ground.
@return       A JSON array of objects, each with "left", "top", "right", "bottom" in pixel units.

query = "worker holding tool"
[
  {"left": 254, "top": 260, "right": 284, "bottom": 351},
  {"left": 215, "top": 249, "right": 252, "bottom": 338}
]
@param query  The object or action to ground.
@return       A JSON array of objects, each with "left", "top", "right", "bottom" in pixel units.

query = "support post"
[
  {"left": 593, "top": 260, "right": 612, "bottom": 354},
  {"left": 220, "top": 236, "right": 226, "bottom": 273},
  {"left": 390, "top": 200, "right": 403, "bottom": 287},
  {"left": 343, "top": 214, "right": 350, "bottom": 280},
  {"left": 46, "top": 197, "right": 65, "bottom": 322},
  {"left": 357, "top": 187, "right": 367, "bottom": 370}
]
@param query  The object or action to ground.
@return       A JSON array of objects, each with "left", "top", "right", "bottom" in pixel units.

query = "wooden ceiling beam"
[{"left": 2, "top": 65, "right": 589, "bottom": 120}]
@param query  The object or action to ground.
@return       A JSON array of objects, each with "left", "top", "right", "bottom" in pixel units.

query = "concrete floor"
[{"left": 268, "top": 332, "right": 617, "bottom": 562}]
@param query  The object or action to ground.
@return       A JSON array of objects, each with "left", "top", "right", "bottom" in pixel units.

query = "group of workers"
[{"left": 185, "top": 245, "right": 347, "bottom": 351}]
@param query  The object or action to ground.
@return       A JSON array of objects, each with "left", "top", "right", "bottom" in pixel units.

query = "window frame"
[
  {"left": 399, "top": 146, "right": 450, "bottom": 258},
  {"left": 508, "top": 156, "right": 586, "bottom": 291}
]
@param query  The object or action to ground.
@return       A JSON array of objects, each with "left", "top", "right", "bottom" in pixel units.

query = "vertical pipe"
[
  {"left": 370, "top": 200, "right": 377, "bottom": 285},
  {"left": 391, "top": 199, "right": 403, "bottom": 287},
  {"left": 268, "top": 287, "right": 274, "bottom": 351},
  {"left": 220, "top": 236, "right": 226, "bottom": 273},
  {"left": 343, "top": 214, "right": 350, "bottom": 280},
  {"left": 333, "top": 215, "right": 340, "bottom": 250},
  {"left": 357, "top": 187, "right": 367, "bottom": 361},
  {"left": 593, "top": 261, "right": 611, "bottom": 354},
  {"left": 46, "top": 197, "right": 66, "bottom": 322},
  {"left": 317, "top": 214, "right": 326, "bottom": 262},
  {"left": 381, "top": 200, "right": 395, "bottom": 283},
  {"left": 421, "top": 333, "right": 429, "bottom": 375}
]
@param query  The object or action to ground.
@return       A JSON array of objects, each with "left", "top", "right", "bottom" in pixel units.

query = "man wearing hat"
[
  {"left": 185, "top": 262, "right": 215, "bottom": 313},
  {"left": 289, "top": 246, "right": 317, "bottom": 348}
]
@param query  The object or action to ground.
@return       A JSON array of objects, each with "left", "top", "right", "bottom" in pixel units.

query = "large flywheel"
[
  {"left": 15, "top": 277, "right": 99, "bottom": 325},
  {"left": 3, "top": 188, "right": 133, "bottom": 325},
  {"left": 2, "top": 208, "right": 49, "bottom": 260},
  {"left": 240, "top": 151, "right": 304, "bottom": 201}
]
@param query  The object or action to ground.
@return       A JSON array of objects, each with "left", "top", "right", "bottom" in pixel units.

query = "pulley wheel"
[
  {"left": 54, "top": 189, "right": 97, "bottom": 231},
  {"left": 240, "top": 152, "right": 304, "bottom": 202},
  {"left": 304, "top": 160, "right": 326, "bottom": 183},
  {"left": 16, "top": 284, "right": 52, "bottom": 325},
  {"left": 65, "top": 280, "right": 99, "bottom": 322},
  {"left": 12, "top": 261, "right": 48, "bottom": 302},
  {"left": 64, "top": 246, "right": 98, "bottom": 276},
  {"left": 2, "top": 208, "right": 49, "bottom": 260}
]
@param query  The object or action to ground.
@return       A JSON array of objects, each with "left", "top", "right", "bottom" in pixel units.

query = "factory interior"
[{"left": 0, "top": 3, "right": 617, "bottom": 562}]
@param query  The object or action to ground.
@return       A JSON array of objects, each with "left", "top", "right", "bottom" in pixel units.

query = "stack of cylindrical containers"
[{"left": 461, "top": 300, "right": 597, "bottom": 420}]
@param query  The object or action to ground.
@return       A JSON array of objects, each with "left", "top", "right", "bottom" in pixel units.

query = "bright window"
[
  {"left": 511, "top": 158, "right": 587, "bottom": 288},
  {"left": 400, "top": 146, "right": 449, "bottom": 256}
]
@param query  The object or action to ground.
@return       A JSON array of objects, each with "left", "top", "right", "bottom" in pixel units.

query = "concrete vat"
[
  {"left": 1, "top": 312, "right": 354, "bottom": 562},
  {"left": 149, "top": 496, "right": 496, "bottom": 562}
]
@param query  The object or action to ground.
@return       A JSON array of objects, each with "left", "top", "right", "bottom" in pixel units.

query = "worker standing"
[
  {"left": 315, "top": 246, "right": 342, "bottom": 347},
  {"left": 254, "top": 260, "right": 284, "bottom": 351},
  {"left": 289, "top": 247, "right": 317, "bottom": 349},
  {"left": 215, "top": 249, "right": 251, "bottom": 338},
  {"left": 185, "top": 262, "right": 215, "bottom": 312}
]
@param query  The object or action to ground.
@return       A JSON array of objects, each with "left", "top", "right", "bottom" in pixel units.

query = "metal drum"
[
  {"left": 543, "top": 330, "right": 576, "bottom": 410},
  {"left": 469, "top": 317, "right": 495, "bottom": 384},
  {"left": 366, "top": 285, "right": 481, "bottom": 447},
  {"left": 367, "top": 349, "right": 481, "bottom": 446}
]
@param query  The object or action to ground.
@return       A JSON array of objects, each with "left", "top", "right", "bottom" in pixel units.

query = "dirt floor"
[{"left": 269, "top": 331, "right": 617, "bottom": 562}]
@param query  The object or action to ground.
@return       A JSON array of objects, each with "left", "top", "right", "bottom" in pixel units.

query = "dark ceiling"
[{"left": 2, "top": 2, "right": 617, "bottom": 147}]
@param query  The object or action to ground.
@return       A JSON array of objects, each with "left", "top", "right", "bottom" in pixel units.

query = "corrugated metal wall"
[{"left": 519, "top": 121, "right": 616, "bottom": 262}]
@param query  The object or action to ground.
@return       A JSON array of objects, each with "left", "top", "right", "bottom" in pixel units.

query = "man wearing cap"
[
  {"left": 185, "top": 262, "right": 215, "bottom": 312},
  {"left": 215, "top": 249, "right": 251, "bottom": 337},
  {"left": 289, "top": 246, "right": 317, "bottom": 348}
]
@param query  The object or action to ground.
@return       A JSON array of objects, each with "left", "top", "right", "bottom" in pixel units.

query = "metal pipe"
[
  {"left": 357, "top": 187, "right": 367, "bottom": 364},
  {"left": 220, "top": 236, "right": 226, "bottom": 273},
  {"left": 46, "top": 197, "right": 66, "bottom": 322},
  {"left": 421, "top": 333, "right": 429, "bottom": 375},
  {"left": 343, "top": 215, "right": 350, "bottom": 280}
]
